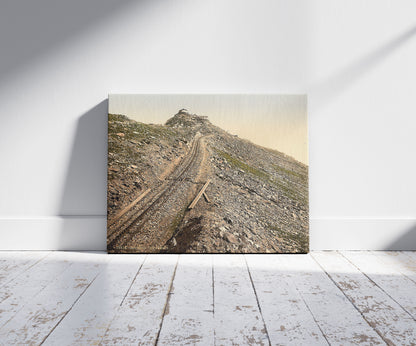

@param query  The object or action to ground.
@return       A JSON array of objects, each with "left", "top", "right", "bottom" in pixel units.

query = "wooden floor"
[{"left": 0, "top": 252, "right": 415, "bottom": 345}]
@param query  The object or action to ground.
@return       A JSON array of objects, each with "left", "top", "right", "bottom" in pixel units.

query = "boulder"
[{"left": 225, "top": 233, "right": 237, "bottom": 243}]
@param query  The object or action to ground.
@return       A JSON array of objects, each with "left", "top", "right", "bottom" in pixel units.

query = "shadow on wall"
[
  {"left": 309, "top": 24, "right": 416, "bottom": 110},
  {"left": 307, "top": 23, "right": 416, "bottom": 251},
  {"left": 58, "top": 100, "right": 108, "bottom": 250},
  {"left": 385, "top": 223, "right": 416, "bottom": 251},
  {"left": 0, "top": 0, "right": 138, "bottom": 83}
]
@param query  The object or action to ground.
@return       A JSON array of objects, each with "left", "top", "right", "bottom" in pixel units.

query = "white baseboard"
[
  {"left": 0, "top": 216, "right": 107, "bottom": 251},
  {"left": 310, "top": 218, "right": 416, "bottom": 250},
  {"left": 0, "top": 217, "right": 415, "bottom": 251}
]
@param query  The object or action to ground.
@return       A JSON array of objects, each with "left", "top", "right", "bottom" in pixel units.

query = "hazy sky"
[{"left": 109, "top": 94, "right": 308, "bottom": 164}]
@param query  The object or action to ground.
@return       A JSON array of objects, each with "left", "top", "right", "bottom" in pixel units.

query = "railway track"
[{"left": 107, "top": 134, "right": 205, "bottom": 252}]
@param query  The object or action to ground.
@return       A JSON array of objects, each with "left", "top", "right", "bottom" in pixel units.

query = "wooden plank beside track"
[
  {"left": 188, "top": 180, "right": 211, "bottom": 209},
  {"left": 108, "top": 188, "right": 151, "bottom": 227}
]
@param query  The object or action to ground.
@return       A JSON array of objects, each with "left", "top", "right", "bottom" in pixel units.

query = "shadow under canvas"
[{"left": 58, "top": 100, "right": 108, "bottom": 250}]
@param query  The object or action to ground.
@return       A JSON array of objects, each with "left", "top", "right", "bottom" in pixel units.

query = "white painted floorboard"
[
  {"left": 43, "top": 254, "right": 146, "bottom": 345},
  {"left": 0, "top": 251, "right": 415, "bottom": 345},
  {"left": 157, "top": 254, "right": 214, "bottom": 345},
  {"left": 245, "top": 255, "right": 327, "bottom": 345},
  {"left": 0, "top": 252, "right": 108, "bottom": 345},
  {"left": 372, "top": 251, "right": 416, "bottom": 283},
  {"left": 101, "top": 255, "right": 178, "bottom": 345},
  {"left": 341, "top": 251, "right": 416, "bottom": 320},
  {"left": 279, "top": 254, "right": 384, "bottom": 345},
  {"left": 312, "top": 251, "right": 416, "bottom": 345},
  {"left": 213, "top": 254, "right": 270, "bottom": 345},
  {"left": 0, "top": 252, "right": 49, "bottom": 288},
  {"left": 0, "top": 252, "right": 72, "bottom": 328}
]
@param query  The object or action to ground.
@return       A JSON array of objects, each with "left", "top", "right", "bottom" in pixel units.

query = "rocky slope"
[{"left": 108, "top": 109, "right": 309, "bottom": 253}]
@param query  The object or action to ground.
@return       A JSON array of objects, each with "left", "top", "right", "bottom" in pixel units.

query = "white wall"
[{"left": 0, "top": 0, "right": 415, "bottom": 250}]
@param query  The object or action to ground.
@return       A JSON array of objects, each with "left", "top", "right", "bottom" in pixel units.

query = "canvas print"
[{"left": 107, "top": 95, "right": 308, "bottom": 253}]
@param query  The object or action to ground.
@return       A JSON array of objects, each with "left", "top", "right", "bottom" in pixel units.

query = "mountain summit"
[{"left": 165, "top": 109, "right": 210, "bottom": 128}]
